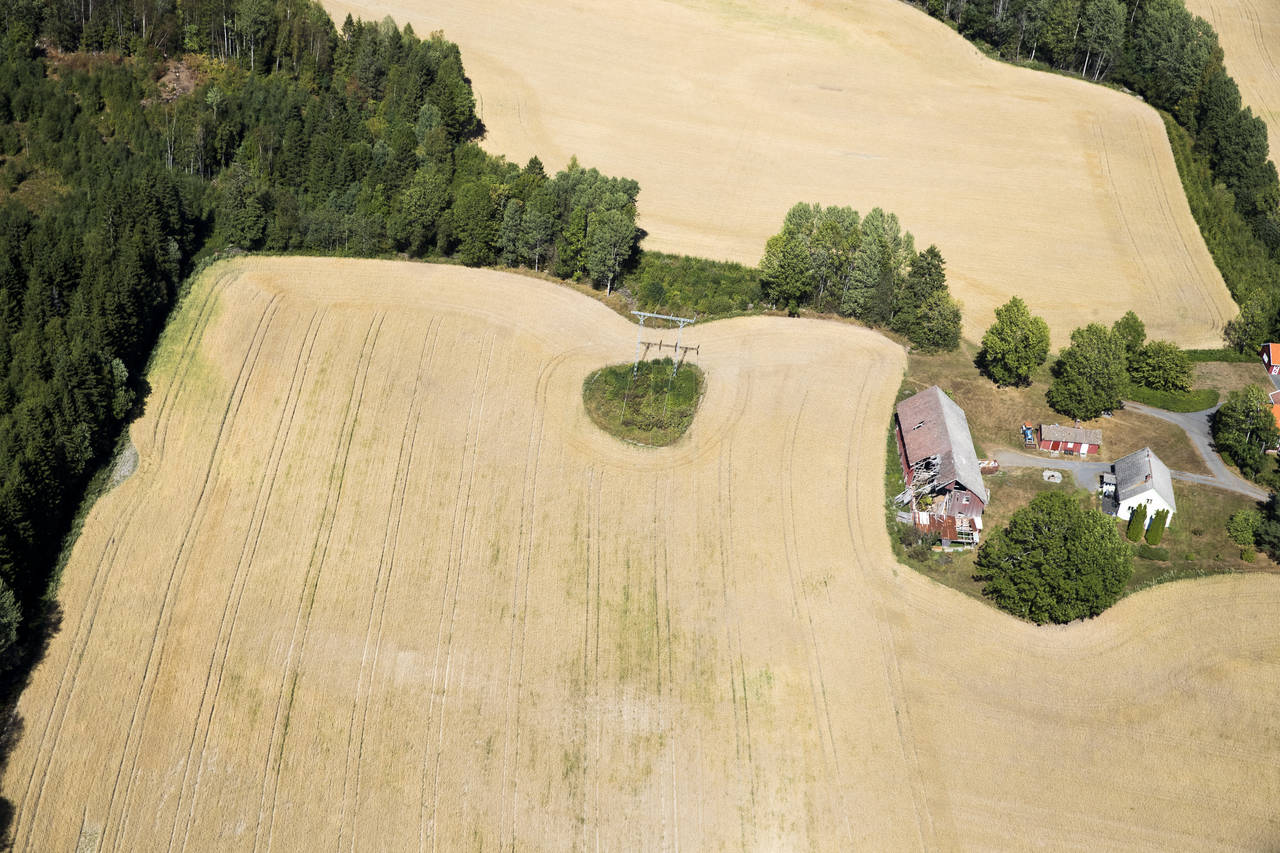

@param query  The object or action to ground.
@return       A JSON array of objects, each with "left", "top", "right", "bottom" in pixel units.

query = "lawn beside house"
[{"left": 907, "top": 343, "right": 1209, "bottom": 474}]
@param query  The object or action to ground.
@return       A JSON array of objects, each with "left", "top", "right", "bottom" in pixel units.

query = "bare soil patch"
[{"left": 5, "top": 258, "right": 1277, "bottom": 850}]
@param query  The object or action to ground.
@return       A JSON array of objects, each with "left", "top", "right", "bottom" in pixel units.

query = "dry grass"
[
  {"left": 907, "top": 344, "right": 1211, "bottom": 474},
  {"left": 1193, "top": 359, "right": 1272, "bottom": 393},
  {"left": 320, "top": 0, "right": 1237, "bottom": 347},
  {"left": 6, "top": 258, "right": 1279, "bottom": 850},
  {"left": 1183, "top": 0, "right": 1280, "bottom": 146}
]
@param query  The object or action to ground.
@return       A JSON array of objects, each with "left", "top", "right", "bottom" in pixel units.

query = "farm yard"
[
  {"left": 317, "top": 0, "right": 1238, "bottom": 346},
  {"left": 6, "top": 257, "right": 1278, "bottom": 850}
]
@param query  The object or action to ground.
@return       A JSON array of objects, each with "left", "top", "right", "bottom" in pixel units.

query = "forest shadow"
[{"left": 0, "top": 599, "right": 62, "bottom": 849}]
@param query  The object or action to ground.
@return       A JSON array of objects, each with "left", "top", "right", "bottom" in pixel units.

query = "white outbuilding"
[{"left": 1101, "top": 447, "right": 1176, "bottom": 529}]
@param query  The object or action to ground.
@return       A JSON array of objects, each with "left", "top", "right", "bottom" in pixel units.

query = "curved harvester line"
[
  {"left": 10, "top": 269, "right": 233, "bottom": 851},
  {"left": 101, "top": 294, "right": 283, "bottom": 851},
  {"left": 167, "top": 307, "right": 329, "bottom": 853}
]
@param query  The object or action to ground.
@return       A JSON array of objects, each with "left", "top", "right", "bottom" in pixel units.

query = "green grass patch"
[
  {"left": 621, "top": 251, "right": 762, "bottom": 318},
  {"left": 1125, "top": 385, "right": 1219, "bottom": 412},
  {"left": 1186, "top": 348, "right": 1259, "bottom": 363},
  {"left": 583, "top": 358, "right": 704, "bottom": 447}
]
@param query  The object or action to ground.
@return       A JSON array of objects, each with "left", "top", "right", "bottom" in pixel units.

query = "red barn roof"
[{"left": 1262, "top": 343, "right": 1280, "bottom": 366}]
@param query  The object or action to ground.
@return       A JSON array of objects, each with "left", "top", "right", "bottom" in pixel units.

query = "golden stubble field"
[
  {"left": 320, "top": 0, "right": 1238, "bottom": 347},
  {"left": 1185, "top": 0, "right": 1280, "bottom": 142},
  {"left": 4, "top": 257, "right": 1277, "bottom": 850}
]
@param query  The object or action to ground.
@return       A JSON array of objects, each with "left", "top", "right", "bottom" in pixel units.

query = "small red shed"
[
  {"left": 1262, "top": 343, "right": 1280, "bottom": 376},
  {"left": 1038, "top": 423, "right": 1102, "bottom": 456}
]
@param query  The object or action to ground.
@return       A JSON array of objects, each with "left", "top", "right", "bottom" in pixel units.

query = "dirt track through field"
[
  {"left": 1185, "top": 0, "right": 1280, "bottom": 145},
  {"left": 5, "top": 258, "right": 1278, "bottom": 850},
  {"left": 319, "top": 0, "right": 1237, "bottom": 347}
]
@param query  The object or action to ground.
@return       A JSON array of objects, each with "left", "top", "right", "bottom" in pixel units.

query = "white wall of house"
[{"left": 1118, "top": 490, "right": 1175, "bottom": 528}]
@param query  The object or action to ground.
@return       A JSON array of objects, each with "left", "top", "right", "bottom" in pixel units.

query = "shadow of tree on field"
[{"left": 0, "top": 600, "right": 63, "bottom": 850}]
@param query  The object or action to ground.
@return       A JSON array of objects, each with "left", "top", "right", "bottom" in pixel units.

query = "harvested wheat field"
[
  {"left": 1185, "top": 0, "right": 1280, "bottom": 141},
  {"left": 321, "top": 0, "right": 1237, "bottom": 347},
  {"left": 5, "top": 257, "right": 1279, "bottom": 851}
]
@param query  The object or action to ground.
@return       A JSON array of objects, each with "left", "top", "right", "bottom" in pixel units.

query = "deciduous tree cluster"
[
  {"left": 975, "top": 491, "right": 1132, "bottom": 624},
  {"left": 759, "top": 203, "right": 961, "bottom": 351}
]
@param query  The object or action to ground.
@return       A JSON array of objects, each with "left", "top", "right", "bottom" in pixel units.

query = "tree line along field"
[
  {"left": 1183, "top": 0, "right": 1280, "bottom": 145},
  {"left": 318, "top": 0, "right": 1238, "bottom": 347},
  {"left": 5, "top": 257, "right": 1277, "bottom": 850}
]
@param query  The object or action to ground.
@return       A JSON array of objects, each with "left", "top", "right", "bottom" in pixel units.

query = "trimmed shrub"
[
  {"left": 1146, "top": 509, "right": 1169, "bottom": 545},
  {"left": 1126, "top": 504, "right": 1147, "bottom": 541}
]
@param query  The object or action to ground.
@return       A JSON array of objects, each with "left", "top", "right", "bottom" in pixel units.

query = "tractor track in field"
[
  {"left": 498, "top": 347, "right": 561, "bottom": 850},
  {"left": 148, "top": 271, "right": 234, "bottom": 459},
  {"left": 421, "top": 333, "right": 496, "bottom": 851},
  {"left": 336, "top": 317, "right": 440, "bottom": 852},
  {"left": 842, "top": 369, "right": 939, "bottom": 851},
  {"left": 780, "top": 388, "right": 854, "bottom": 847},
  {"left": 255, "top": 311, "right": 385, "bottom": 853},
  {"left": 716, "top": 436, "right": 756, "bottom": 848},
  {"left": 168, "top": 307, "right": 329, "bottom": 853},
  {"left": 102, "top": 293, "right": 283, "bottom": 851}
]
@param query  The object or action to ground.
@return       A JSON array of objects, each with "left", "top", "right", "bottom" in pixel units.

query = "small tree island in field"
[
  {"left": 975, "top": 492, "right": 1133, "bottom": 624},
  {"left": 583, "top": 359, "right": 704, "bottom": 447}
]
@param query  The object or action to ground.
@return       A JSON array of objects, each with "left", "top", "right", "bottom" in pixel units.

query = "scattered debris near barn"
[{"left": 893, "top": 386, "right": 988, "bottom": 546}]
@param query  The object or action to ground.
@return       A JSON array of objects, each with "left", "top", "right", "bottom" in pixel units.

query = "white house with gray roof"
[{"left": 1101, "top": 447, "right": 1176, "bottom": 529}]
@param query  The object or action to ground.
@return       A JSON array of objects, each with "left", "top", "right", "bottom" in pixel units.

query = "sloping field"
[
  {"left": 320, "top": 0, "right": 1237, "bottom": 347},
  {"left": 1185, "top": 0, "right": 1280, "bottom": 141},
  {"left": 5, "top": 258, "right": 1278, "bottom": 850}
]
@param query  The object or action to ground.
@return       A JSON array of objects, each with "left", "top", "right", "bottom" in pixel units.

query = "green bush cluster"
[
  {"left": 1185, "top": 348, "right": 1260, "bottom": 363},
  {"left": 623, "top": 252, "right": 761, "bottom": 317},
  {"left": 582, "top": 359, "right": 703, "bottom": 447},
  {"left": 976, "top": 492, "right": 1132, "bottom": 624},
  {"left": 759, "top": 204, "right": 961, "bottom": 350},
  {"left": 1145, "top": 510, "right": 1169, "bottom": 544}
]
